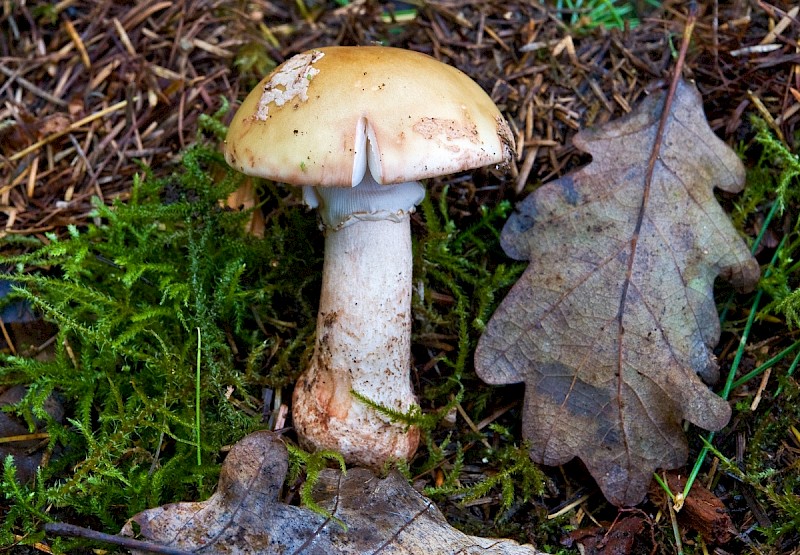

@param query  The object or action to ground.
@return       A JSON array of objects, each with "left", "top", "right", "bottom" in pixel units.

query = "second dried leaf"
[{"left": 475, "top": 79, "right": 760, "bottom": 507}]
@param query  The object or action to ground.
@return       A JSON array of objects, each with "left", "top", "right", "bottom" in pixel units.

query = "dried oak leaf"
[
  {"left": 474, "top": 80, "right": 760, "bottom": 507},
  {"left": 121, "top": 431, "right": 548, "bottom": 554}
]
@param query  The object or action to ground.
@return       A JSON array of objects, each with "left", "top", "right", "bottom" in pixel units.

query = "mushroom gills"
[{"left": 303, "top": 170, "right": 425, "bottom": 230}]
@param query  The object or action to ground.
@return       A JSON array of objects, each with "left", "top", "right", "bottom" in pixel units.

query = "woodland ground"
[{"left": 1, "top": 1, "right": 799, "bottom": 554}]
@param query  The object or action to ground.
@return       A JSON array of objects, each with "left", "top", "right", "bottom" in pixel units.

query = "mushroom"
[{"left": 225, "top": 46, "right": 514, "bottom": 467}]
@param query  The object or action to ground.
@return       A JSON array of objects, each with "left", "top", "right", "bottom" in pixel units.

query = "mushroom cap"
[{"left": 225, "top": 46, "right": 514, "bottom": 187}]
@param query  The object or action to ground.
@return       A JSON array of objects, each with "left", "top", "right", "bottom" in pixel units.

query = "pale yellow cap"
[{"left": 224, "top": 46, "right": 514, "bottom": 187}]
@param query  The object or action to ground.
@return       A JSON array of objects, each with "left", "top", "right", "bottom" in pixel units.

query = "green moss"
[
  {"left": 743, "top": 119, "right": 800, "bottom": 329},
  {"left": 0, "top": 125, "right": 321, "bottom": 544},
  {"left": 414, "top": 189, "right": 524, "bottom": 398},
  {"left": 423, "top": 440, "right": 546, "bottom": 513},
  {"left": 407, "top": 189, "right": 548, "bottom": 531},
  {"left": 285, "top": 443, "right": 347, "bottom": 529}
]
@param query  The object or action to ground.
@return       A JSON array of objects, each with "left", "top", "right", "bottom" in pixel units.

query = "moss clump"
[{"left": 0, "top": 131, "right": 321, "bottom": 545}]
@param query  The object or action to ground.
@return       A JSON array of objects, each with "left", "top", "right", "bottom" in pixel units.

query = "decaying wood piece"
[
  {"left": 121, "top": 431, "right": 550, "bottom": 554},
  {"left": 659, "top": 471, "right": 736, "bottom": 544}
]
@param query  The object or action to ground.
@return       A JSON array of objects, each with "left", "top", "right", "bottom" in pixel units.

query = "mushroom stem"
[{"left": 292, "top": 186, "right": 421, "bottom": 466}]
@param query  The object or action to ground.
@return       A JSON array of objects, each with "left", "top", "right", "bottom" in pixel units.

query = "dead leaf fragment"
[
  {"left": 566, "top": 515, "right": 652, "bottom": 555},
  {"left": 121, "top": 431, "right": 549, "bottom": 554},
  {"left": 475, "top": 80, "right": 760, "bottom": 507},
  {"left": 0, "top": 385, "right": 63, "bottom": 483}
]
